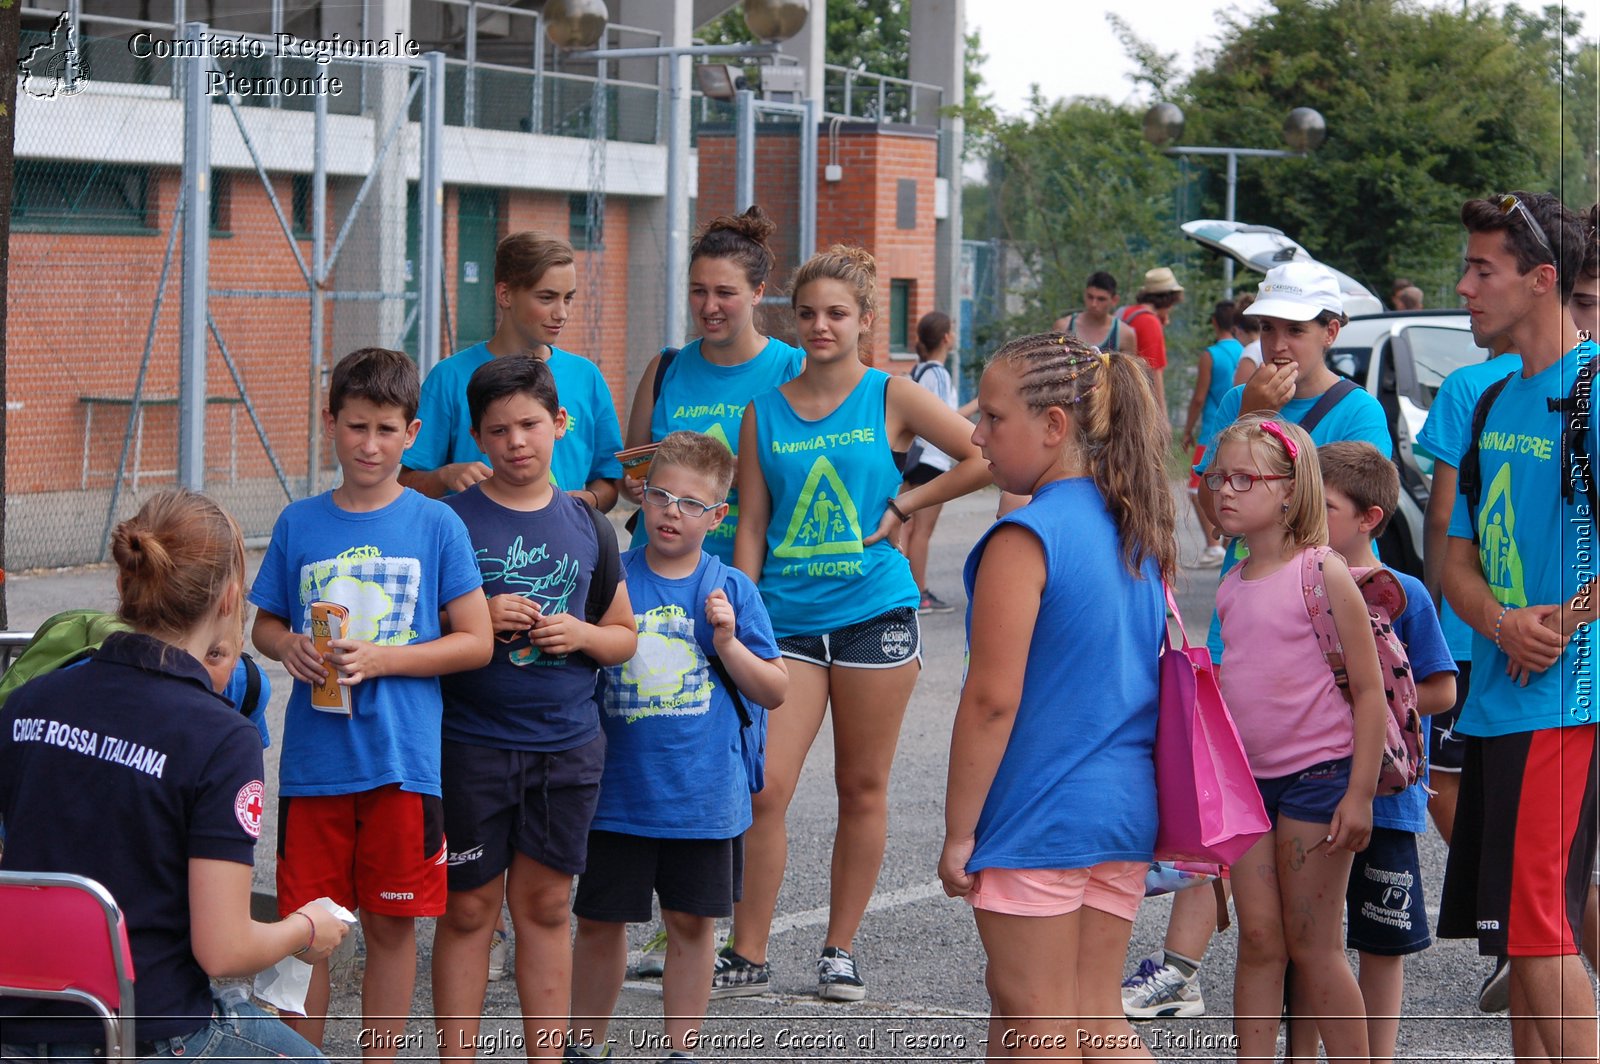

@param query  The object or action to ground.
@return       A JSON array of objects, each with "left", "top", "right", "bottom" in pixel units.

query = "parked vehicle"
[{"left": 1184, "top": 220, "right": 1490, "bottom": 577}]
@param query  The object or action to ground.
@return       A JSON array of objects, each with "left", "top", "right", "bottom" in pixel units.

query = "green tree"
[{"left": 1173, "top": 0, "right": 1568, "bottom": 303}]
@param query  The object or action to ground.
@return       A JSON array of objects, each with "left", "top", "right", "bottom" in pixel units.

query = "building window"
[
  {"left": 13, "top": 161, "right": 152, "bottom": 232},
  {"left": 569, "top": 193, "right": 603, "bottom": 250},
  {"left": 292, "top": 174, "right": 313, "bottom": 239},
  {"left": 889, "top": 279, "right": 913, "bottom": 353},
  {"left": 210, "top": 170, "right": 231, "bottom": 234}
]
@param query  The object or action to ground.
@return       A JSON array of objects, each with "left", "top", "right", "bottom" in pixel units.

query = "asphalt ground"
[{"left": 5, "top": 484, "right": 1555, "bottom": 1061}]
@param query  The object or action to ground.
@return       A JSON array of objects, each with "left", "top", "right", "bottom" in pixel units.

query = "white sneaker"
[
  {"left": 1121, "top": 952, "right": 1204, "bottom": 1019},
  {"left": 487, "top": 929, "right": 510, "bottom": 982},
  {"left": 1196, "top": 545, "right": 1226, "bottom": 567}
]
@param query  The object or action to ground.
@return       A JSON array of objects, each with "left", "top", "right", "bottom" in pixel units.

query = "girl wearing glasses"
[
  {"left": 721, "top": 246, "right": 989, "bottom": 1002},
  {"left": 938, "top": 334, "right": 1175, "bottom": 1058},
  {"left": 1208, "top": 412, "right": 1387, "bottom": 1064}
]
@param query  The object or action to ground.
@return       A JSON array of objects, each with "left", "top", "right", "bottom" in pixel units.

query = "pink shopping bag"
[{"left": 1152, "top": 584, "right": 1270, "bottom": 865}]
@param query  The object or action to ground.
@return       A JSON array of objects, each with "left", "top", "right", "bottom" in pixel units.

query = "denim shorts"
[{"left": 1254, "top": 756, "right": 1352, "bottom": 826}]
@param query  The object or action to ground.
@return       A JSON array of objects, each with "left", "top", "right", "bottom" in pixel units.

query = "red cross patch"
[{"left": 234, "top": 780, "right": 265, "bottom": 839}]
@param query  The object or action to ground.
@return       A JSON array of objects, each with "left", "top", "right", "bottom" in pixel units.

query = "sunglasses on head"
[{"left": 1496, "top": 193, "right": 1555, "bottom": 264}]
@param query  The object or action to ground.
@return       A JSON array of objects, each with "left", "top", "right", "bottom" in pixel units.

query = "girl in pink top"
[{"left": 1206, "top": 411, "right": 1387, "bottom": 1064}]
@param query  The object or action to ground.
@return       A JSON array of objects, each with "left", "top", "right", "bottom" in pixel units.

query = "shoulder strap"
[
  {"left": 1297, "top": 378, "right": 1359, "bottom": 436},
  {"left": 650, "top": 347, "right": 680, "bottom": 403},
  {"left": 239, "top": 652, "right": 263, "bottom": 717},
  {"left": 1546, "top": 353, "right": 1597, "bottom": 519},
  {"left": 691, "top": 555, "right": 753, "bottom": 729},
  {"left": 909, "top": 361, "right": 934, "bottom": 383},
  {"left": 582, "top": 501, "right": 621, "bottom": 625},
  {"left": 1457, "top": 372, "right": 1517, "bottom": 544},
  {"left": 1121, "top": 305, "right": 1155, "bottom": 326},
  {"left": 1300, "top": 546, "right": 1348, "bottom": 684}
]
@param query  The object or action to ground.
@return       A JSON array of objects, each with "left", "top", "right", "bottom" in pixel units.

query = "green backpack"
[{"left": 0, "top": 609, "right": 133, "bottom": 708}]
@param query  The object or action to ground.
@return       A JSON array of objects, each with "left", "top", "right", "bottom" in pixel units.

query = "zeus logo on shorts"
[
  {"left": 447, "top": 845, "right": 484, "bottom": 867},
  {"left": 379, "top": 891, "right": 415, "bottom": 901}
]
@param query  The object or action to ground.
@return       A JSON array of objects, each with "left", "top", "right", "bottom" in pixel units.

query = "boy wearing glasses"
[
  {"left": 1438, "top": 192, "right": 1598, "bottom": 1061},
  {"left": 569, "top": 430, "right": 787, "bottom": 1061}
]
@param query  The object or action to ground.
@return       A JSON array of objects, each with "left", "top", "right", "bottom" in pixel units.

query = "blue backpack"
[{"left": 691, "top": 555, "right": 767, "bottom": 793}]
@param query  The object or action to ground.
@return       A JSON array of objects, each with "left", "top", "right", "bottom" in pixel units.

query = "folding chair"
[{"left": 0, "top": 871, "right": 136, "bottom": 1061}]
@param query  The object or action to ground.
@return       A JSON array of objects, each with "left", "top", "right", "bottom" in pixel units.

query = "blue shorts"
[
  {"left": 1345, "top": 826, "right": 1432, "bottom": 955},
  {"left": 1254, "top": 757, "right": 1352, "bottom": 826}
]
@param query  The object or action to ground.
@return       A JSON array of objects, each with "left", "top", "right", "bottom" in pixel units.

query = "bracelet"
[
  {"left": 1493, "top": 605, "right": 1512, "bottom": 651},
  {"left": 291, "top": 910, "right": 316, "bottom": 957},
  {"left": 886, "top": 499, "right": 909, "bottom": 523}
]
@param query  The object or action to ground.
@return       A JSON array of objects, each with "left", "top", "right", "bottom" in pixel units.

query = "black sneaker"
[
  {"left": 709, "top": 946, "right": 770, "bottom": 999},
  {"left": 918, "top": 590, "right": 955, "bottom": 614},
  {"left": 817, "top": 946, "right": 866, "bottom": 1002}
]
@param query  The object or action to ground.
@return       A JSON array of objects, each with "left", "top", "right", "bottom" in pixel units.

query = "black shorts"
[
  {"left": 902, "top": 461, "right": 943, "bottom": 487},
  {"left": 571, "top": 830, "right": 744, "bottom": 922},
  {"left": 440, "top": 734, "right": 606, "bottom": 890},
  {"left": 1346, "top": 826, "right": 1431, "bottom": 956},
  {"left": 777, "top": 606, "right": 921, "bottom": 669},
  {"left": 1428, "top": 660, "right": 1471, "bottom": 773},
  {"left": 1438, "top": 726, "right": 1599, "bottom": 957}
]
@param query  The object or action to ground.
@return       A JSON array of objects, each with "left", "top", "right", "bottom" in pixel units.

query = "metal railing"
[{"left": 823, "top": 65, "right": 943, "bottom": 126}]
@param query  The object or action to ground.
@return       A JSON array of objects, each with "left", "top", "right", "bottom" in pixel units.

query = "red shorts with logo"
[{"left": 276, "top": 784, "right": 448, "bottom": 918}]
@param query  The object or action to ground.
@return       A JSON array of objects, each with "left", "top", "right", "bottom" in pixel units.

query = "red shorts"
[
  {"left": 965, "top": 860, "right": 1147, "bottom": 920},
  {"left": 1187, "top": 445, "right": 1207, "bottom": 493},
  {"left": 1438, "top": 726, "right": 1599, "bottom": 957},
  {"left": 276, "top": 784, "right": 448, "bottom": 918}
]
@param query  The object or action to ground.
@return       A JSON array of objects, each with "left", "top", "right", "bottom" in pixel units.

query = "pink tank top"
[{"left": 1216, "top": 548, "right": 1353, "bottom": 778}]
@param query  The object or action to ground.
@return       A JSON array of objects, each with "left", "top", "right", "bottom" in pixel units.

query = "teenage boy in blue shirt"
[
  {"left": 251, "top": 347, "right": 493, "bottom": 1060},
  {"left": 567, "top": 430, "right": 787, "bottom": 1060}
]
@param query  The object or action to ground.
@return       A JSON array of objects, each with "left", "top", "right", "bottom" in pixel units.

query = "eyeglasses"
[
  {"left": 1204, "top": 472, "right": 1293, "bottom": 493},
  {"left": 1496, "top": 194, "right": 1555, "bottom": 263},
  {"left": 642, "top": 485, "right": 721, "bottom": 517}
]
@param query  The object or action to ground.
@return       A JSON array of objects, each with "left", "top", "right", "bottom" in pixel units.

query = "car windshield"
[{"left": 1406, "top": 326, "right": 1485, "bottom": 406}]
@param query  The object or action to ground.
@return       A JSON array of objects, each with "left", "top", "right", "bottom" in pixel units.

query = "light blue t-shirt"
[
  {"left": 631, "top": 337, "right": 806, "bottom": 559},
  {"left": 1417, "top": 355, "right": 1525, "bottom": 661},
  {"left": 409, "top": 343, "right": 625, "bottom": 491},
  {"left": 593, "top": 550, "right": 779, "bottom": 839},
  {"left": 1198, "top": 382, "right": 1394, "bottom": 662},
  {"left": 1374, "top": 570, "right": 1457, "bottom": 832},
  {"left": 249, "top": 489, "right": 483, "bottom": 797},
  {"left": 1446, "top": 341, "right": 1598, "bottom": 737},
  {"left": 964, "top": 478, "right": 1165, "bottom": 873},
  {"left": 751, "top": 370, "right": 919, "bottom": 637},
  {"left": 1198, "top": 338, "right": 1246, "bottom": 448}
]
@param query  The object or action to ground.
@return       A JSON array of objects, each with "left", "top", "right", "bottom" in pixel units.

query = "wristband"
[
  {"left": 885, "top": 499, "right": 909, "bottom": 523},
  {"left": 1493, "top": 605, "right": 1512, "bottom": 651},
  {"left": 291, "top": 910, "right": 316, "bottom": 957}
]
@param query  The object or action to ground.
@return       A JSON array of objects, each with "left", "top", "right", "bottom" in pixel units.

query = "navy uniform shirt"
[{"left": 0, "top": 632, "right": 264, "bottom": 1042}]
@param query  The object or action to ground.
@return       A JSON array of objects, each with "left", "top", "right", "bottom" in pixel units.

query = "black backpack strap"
[
  {"left": 239, "top": 652, "right": 263, "bottom": 717},
  {"left": 582, "top": 500, "right": 622, "bottom": 625},
  {"left": 1458, "top": 372, "right": 1517, "bottom": 544},
  {"left": 651, "top": 347, "right": 680, "bottom": 403},
  {"left": 706, "top": 653, "right": 753, "bottom": 729},
  {"left": 1547, "top": 354, "right": 1597, "bottom": 519},
  {"left": 1297, "top": 378, "right": 1359, "bottom": 436}
]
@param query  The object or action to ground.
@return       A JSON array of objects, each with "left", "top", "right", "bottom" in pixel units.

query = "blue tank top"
[
  {"left": 963, "top": 478, "right": 1165, "bottom": 873},
  {"left": 633, "top": 337, "right": 806, "bottom": 559},
  {"left": 752, "top": 369, "right": 918, "bottom": 637}
]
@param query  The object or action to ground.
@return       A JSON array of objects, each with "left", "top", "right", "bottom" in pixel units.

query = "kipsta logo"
[{"left": 21, "top": 13, "right": 91, "bottom": 98}]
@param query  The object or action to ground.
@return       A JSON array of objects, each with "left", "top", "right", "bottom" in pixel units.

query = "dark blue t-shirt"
[
  {"left": 0, "top": 633, "right": 263, "bottom": 1042},
  {"left": 442, "top": 485, "right": 621, "bottom": 750}
]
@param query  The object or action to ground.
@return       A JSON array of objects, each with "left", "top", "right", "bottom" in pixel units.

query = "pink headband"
[{"left": 1260, "top": 420, "right": 1299, "bottom": 459}]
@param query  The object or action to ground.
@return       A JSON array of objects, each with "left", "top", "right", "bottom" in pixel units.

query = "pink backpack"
[{"left": 1299, "top": 547, "right": 1425, "bottom": 796}]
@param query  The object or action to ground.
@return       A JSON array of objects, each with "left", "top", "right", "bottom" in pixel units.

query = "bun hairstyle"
[
  {"left": 791, "top": 244, "right": 878, "bottom": 318},
  {"left": 112, "top": 490, "right": 246, "bottom": 638},
  {"left": 1208, "top": 411, "right": 1328, "bottom": 549},
  {"left": 691, "top": 205, "right": 778, "bottom": 289},
  {"left": 989, "top": 332, "right": 1177, "bottom": 581}
]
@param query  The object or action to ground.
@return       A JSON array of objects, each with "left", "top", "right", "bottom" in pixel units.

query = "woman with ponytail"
[
  {"left": 0, "top": 490, "right": 348, "bottom": 1063},
  {"left": 938, "top": 334, "right": 1175, "bottom": 1058}
]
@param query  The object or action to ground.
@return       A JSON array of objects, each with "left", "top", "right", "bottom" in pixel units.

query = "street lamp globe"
[
  {"left": 1142, "top": 102, "right": 1185, "bottom": 147},
  {"left": 1283, "top": 107, "right": 1327, "bottom": 153},
  {"left": 545, "top": 0, "right": 609, "bottom": 49},
  {"left": 743, "top": 0, "right": 810, "bottom": 43}
]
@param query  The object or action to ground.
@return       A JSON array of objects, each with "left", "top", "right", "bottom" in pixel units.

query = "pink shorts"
[{"left": 966, "top": 860, "right": 1147, "bottom": 920}]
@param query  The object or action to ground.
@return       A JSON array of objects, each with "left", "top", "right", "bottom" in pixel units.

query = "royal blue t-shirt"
[
  {"left": 593, "top": 549, "right": 779, "bottom": 839},
  {"left": 1197, "top": 382, "right": 1394, "bottom": 662},
  {"left": 441, "top": 485, "right": 619, "bottom": 752},
  {"left": 1417, "top": 355, "right": 1525, "bottom": 661},
  {"left": 963, "top": 478, "right": 1165, "bottom": 873},
  {"left": 0, "top": 633, "right": 264, "bottom": 1042},
  {"left": 410, "top": 342, "right": 625, "bottom": 491},
  {"left": 249, "top": 489, "right": 483, "bottom": 797},
  {"left": 1373, "top": 569, "right": 1457, "bottom": 832},
  {"left": 1446, "top": 341, "right": 1598, "bottom": 737}
]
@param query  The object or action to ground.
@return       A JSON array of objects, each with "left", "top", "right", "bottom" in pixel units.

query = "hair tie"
[
  {"left": 1092, "top": 346, "right": 1111, "bottom": 373},
  {"left": 1259, "top": 420, "right": 1299, "bottom": 459}
]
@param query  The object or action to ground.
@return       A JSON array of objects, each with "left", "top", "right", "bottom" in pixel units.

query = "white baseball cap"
[{"left": 1245, "top": 261, "right": 1345, "bottom": 321}]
